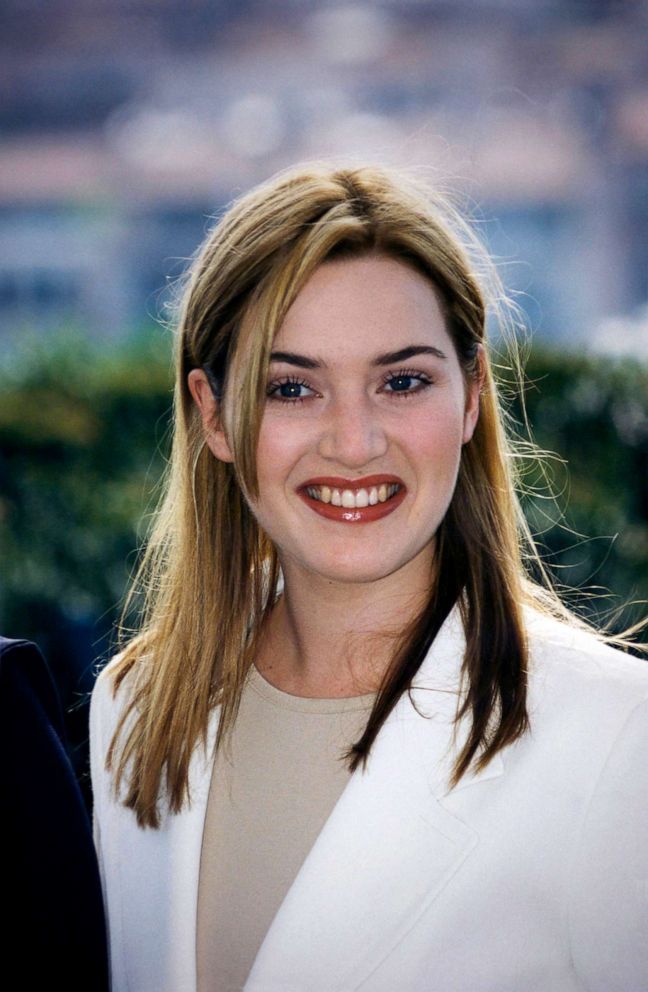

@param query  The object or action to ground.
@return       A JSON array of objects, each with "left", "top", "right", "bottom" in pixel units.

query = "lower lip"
[{"left": 298, "top": 487, "right": 406, "bottom": 523}]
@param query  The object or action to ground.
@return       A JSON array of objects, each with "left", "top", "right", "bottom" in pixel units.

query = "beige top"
[{"left": 196, "top": 664, "right": 376, "bottom": 992}]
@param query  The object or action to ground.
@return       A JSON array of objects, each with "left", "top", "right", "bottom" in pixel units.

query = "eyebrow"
[
  {"left": 373, "top": 345, "right": 448, "bottom": 365},
  {"left": 269, "top": 345, "right": 447, "bottom": 369}
]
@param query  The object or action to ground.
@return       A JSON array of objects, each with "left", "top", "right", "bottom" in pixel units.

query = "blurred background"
[{"left": 1, "top": 0, "right": 647, "bottom": 789}]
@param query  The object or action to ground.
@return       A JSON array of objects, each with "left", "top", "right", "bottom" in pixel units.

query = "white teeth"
[{"left": 306, "top": 483, "right": 400, "bottom": 508}]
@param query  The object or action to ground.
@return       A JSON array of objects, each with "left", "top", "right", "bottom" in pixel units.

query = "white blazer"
[{"left": 90, "top": 607, "right": 648, "bottom": 992}]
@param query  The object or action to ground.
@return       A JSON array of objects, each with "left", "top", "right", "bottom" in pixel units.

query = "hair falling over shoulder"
[{"left": 105, "top": 162, "right": 633, "bottom": 829}]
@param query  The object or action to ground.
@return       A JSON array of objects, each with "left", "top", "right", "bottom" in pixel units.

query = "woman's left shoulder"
[
  {"left": 523, "top": 605, "right": 648, "bottom": 717},
  {"left": 529, "top": 610, "right": 648, "bottom": 991}
]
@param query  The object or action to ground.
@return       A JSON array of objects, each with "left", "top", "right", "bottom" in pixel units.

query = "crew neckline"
[{"left": 247, "top": 663, "right": 377, "bottom": 714}]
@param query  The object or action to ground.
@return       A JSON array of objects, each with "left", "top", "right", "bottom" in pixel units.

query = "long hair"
[{"left": 107, "top": 163, "right": 570, "bottom": 827}]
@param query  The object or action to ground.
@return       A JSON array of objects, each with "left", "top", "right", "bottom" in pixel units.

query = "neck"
[{"left": 255, "top": 554, "right": 434, "bottom": 698}]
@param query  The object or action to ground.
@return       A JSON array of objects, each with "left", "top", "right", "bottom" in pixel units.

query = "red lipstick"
[{"left": 297, "top": 474, "right": 406, "bottom": 524}]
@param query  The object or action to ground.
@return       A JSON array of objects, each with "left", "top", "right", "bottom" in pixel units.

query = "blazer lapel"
[{"left": 245, "top": 606, "right": 503, "bottom": 992}]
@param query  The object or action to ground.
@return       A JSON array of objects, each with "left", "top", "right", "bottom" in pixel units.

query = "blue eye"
[
  {"left": 387, "top": 375, "right": 415, "bottom": 392},
  {"left": 278, "top": 382, "right": 305, "bottom": 399},
  {"left": 267, "top": 377, "right": 315, "bottom": 402},
  {"left": 382, "top": 370, "right": 432, "bottom": 395}
]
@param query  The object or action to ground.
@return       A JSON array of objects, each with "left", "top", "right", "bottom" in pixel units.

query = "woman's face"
[{"left": 199, "top": 254, "right": 481, "bottom": 589}]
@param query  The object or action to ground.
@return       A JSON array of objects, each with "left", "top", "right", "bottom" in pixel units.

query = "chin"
[{"left": 301, "top": 554, "right": 412, "bottom": 586}]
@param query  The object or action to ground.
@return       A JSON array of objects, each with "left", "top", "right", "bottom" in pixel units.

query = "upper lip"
[{"left": 299, "top": 474, "right": 405, "bottom": 491}]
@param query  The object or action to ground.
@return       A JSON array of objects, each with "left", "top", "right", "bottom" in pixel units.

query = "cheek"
[
  {"left": 255, "top": 416, "right": 308, "bottom": 487},
  {"left": 408, "top": 406, "right": 466, "bottom": 464}
]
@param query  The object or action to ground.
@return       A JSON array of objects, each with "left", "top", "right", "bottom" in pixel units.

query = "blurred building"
[{"left": 1, "top": 0, "right": 647, "bottom": 354}]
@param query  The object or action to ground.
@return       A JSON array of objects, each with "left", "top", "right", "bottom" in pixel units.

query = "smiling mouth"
[
  {"left": 305, "top": 483, "right": 401, "bottom": 508},
  {"left": 298, "top": 476, "right": 406, "bottom": 523}
]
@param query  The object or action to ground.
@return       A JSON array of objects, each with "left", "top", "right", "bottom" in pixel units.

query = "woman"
[{"left": 91, "top": 164, "right": 648, "bottom": 992}]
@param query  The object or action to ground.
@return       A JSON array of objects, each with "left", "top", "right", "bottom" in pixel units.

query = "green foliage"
[
  {"left": 0, "top": 330, "right": 646, "bottom": 650},
  {"left": 0, "top": 327, "right": 173, "bottom": 636},
  {"left": 515, "top": 348, "right": 647, "bottom": 635}
]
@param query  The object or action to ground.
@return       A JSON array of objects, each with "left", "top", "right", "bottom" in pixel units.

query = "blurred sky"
[{"left": 1, "top": 0, "right": 647, "bottom": 357}]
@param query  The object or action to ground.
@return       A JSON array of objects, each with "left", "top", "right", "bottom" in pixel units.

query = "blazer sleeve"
[
  {"left": 89, "top": 668, "right": 110, "bottom": 905},
  {"left": 90, "top": 662, "right": 139, "bottom": 992},
  {"left": 569, "top": 694, "right": 648, "bottom": 992}
]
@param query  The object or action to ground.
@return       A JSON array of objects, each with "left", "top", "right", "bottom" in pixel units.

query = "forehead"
[{"left": 273, "top": 255, "right": 449, "bottom": 356}]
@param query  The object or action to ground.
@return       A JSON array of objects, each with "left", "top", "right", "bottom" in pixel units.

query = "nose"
[{"left": 317, "top": 392, "right": 388, "bottom": 468}]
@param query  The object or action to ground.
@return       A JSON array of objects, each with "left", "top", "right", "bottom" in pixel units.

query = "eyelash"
[
  {"left": 381, "top": 368, "right": 434, "bottom": 397},
  {"left": 266, "top": 369, "right": 434, "bottom": 405},
  {"left": 266, "top": 376, "right": 314, "bottom": 405}
]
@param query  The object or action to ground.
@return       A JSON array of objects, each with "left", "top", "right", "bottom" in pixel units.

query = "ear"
[
  {"left": 462, "top": 344, "right": 484, "bottom": 444},
  {"left": 187, "top": 368, "right": 234, "bottom": 463}
]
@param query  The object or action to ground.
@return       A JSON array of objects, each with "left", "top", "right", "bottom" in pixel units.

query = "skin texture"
[{"left": 189, "top": 255, "right": 481, "bottom": 695}]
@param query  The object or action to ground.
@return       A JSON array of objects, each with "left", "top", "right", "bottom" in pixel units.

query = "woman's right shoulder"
[{"left": 90, "top": 652, "right": 140, "bottom": 747}]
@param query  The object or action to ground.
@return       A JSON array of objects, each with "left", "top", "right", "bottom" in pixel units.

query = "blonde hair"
[{"left": 108, "top": 163, "right": 573, "bottom": 827}]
